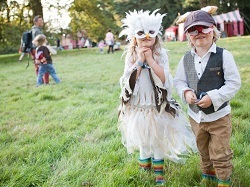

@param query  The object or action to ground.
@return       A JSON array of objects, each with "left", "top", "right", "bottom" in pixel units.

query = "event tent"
[
  {"left": 164, "top": 26, "right": 178, "bottom": 41},
  {"left": 213, "top": 9, "right": 244, "bottom": 37}
]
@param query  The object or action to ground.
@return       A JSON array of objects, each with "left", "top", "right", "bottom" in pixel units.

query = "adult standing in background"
[
  {"left": 56, "top": 38, "right": 64, "bottom": 50},
  {"left": 31, "top": 15, "right": 49, "bottom": 84},
  {"left": 105, "top": 29, "right": 114, "bottom": 54}
]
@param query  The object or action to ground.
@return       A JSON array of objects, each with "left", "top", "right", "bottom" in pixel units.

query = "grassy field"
[{"left": 0, "top": 36, "right": 249, "bottom": 187}]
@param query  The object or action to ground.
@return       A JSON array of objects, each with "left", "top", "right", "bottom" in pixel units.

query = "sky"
[
  {"left": 41, "top": 0, "right": 73, "bottom": 30},
  {"left": 7, "top": 0, "right": 73, "bottom": 30}
]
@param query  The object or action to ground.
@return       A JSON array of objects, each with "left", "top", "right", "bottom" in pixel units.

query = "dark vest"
[{"left": 183, "top": 47, "right": 228, "bottom": 114}]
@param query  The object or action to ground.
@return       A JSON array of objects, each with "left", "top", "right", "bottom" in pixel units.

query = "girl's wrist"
[
  {"left": 133, "top": 62, "right": 142, "bottom": 70},
  {"left": 137, "top": 58, "right": 144, "bottom": 63},
  {"left": 136, "top": 61, "right": 144, "bottom": 67},
  {"left": 150, "top": 60, "right": 156, "bottom": 68}
]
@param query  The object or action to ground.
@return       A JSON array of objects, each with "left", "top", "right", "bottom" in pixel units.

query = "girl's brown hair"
[{"left": 32, "top": 34, "right": 46, "bottom": 47}]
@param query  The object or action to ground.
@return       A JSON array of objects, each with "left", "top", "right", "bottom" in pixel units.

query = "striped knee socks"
[
  {"left": 152, "top": 158, "right": 165, "bottom": 185},
  {"left": 138, "top": 157, "right": 151, "bottom": 171},
  {"left": 218, "top": 179, "right": 231, "bottom": 187},
  {"left": 202, "top": 167, "right": 217, "bottom": 181}
]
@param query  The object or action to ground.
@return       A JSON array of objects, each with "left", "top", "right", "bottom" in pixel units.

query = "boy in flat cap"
[{"left": 174, "top": 6, "right": 241, "bottom": 187}]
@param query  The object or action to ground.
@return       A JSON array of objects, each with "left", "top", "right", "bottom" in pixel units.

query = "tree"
[
  {"left": 113, "top": 0, "right": 183, "bottom": 32},
  {"left": 29, "top": 0, "right": 43, "bottom": 22},
  {"left": 0, "top": 0, "right": 44, "bottom": 54},
  {"left": 68, "top": 0, "right": 118, "bottom": 42},
  {"left": 0, "top": 1, "right": 25, "bottom": 54}
]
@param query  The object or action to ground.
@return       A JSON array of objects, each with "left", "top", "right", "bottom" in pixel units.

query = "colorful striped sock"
[
  {"left": 202, "top": 168, "right": 217, "bottom": 181},
  {"left": 209, "top": 168, "right": 216, "bottom": 175},
  {"left": 138, "top": 157, "right": 151, "bottom": 171},
  {"left": 152, "top": 158, "right": 165, "bottom": 185},
  {"left": 218, "top": 179, "right": 231, "bottom": 187}
]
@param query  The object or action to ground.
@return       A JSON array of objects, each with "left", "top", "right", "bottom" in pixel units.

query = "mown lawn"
[{"left": 0, "top": 36, "right": 249, "bottom": 187}]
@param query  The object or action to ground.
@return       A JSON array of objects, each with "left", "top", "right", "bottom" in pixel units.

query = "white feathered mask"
[{"left": 119, "top": 9, "right": 166, "bottom": 41}]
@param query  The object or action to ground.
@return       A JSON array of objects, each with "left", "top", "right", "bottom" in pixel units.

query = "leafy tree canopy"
[{"left": 68, "top": 0, "right": 119, "bottom": 42}]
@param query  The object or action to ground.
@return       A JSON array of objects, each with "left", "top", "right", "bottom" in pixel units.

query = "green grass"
[{"left": 0, "top": 36, "right": 250, "bottom": 187}]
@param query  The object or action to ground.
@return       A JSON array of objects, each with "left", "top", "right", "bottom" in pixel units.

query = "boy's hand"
[
  {"left": 184, "top": 90, "right": 198, "bottom": 104},
  {"left": 196, "top": 95, "right": 212, "bottom": 108}
]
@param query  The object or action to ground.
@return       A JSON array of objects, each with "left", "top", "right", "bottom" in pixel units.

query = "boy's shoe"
[{"left": 218, "top": 179, "right": 231, "bottom": 187}]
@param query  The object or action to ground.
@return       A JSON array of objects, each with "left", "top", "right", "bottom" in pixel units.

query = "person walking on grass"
[
  {"left": 174, "top": 6, "right": 241, "bottom": 187},
  {"left": 118, "top": 9, "right": 197, "bottom": 186},
  {"left": 31, "top": 15, "right": 50, "bottom": 84},
  {"left": 32, "top": 34, "right": 60, "bottom": 86},
  {"left": 105, "top": 29, "right": 114, "bottom": 54}
]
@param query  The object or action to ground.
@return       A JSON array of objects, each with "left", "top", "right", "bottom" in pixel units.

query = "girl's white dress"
[{"left": 118, "top": 48, "right": 197, "bottom": 163}]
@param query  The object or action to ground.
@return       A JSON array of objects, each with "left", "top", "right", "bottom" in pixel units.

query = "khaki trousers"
[{"left": 190, "top": 114, "right": 233, "bottom": 181}]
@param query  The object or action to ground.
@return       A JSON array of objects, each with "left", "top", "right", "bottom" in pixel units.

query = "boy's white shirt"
[{"left": 173, "top": 43, "right": 241, "bottom": 123}]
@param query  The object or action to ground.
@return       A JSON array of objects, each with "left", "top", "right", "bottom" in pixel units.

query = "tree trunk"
[{"left": 29, "top": 0, "right": 43, "bottom": 23}]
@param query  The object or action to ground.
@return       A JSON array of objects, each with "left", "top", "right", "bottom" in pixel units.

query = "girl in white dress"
[{"left": 118, "top": 9, "right": 197, "bottom": 186}]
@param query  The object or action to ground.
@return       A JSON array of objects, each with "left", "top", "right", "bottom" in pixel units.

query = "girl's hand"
[
  {"left": 144, "top": 48, "right": 153, "bottom": 61},
  {"left": 137, "top": 47, "right": 149, "bottom": 62},
  {"left": 144, "top": 48, "right": 156, "bottom": 66},
  {"left": 35, "top": 59, "right": 40, "bottom": 64},
  {"left": 41, "top": 57, "right": 47, "bottom": 64}
]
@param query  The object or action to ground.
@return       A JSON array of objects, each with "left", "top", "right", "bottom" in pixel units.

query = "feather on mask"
[{"left": 119, "top": 9, "right": 166, "bottom": 41}]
